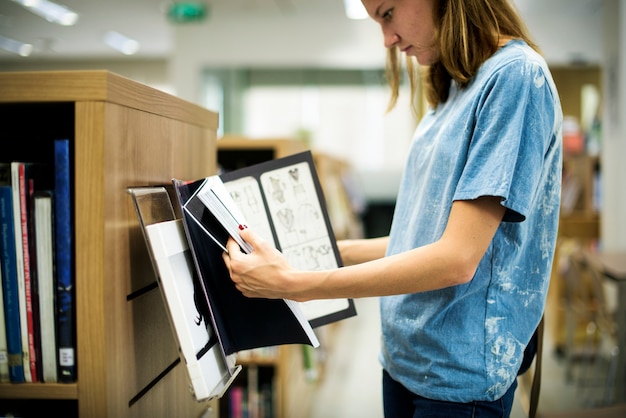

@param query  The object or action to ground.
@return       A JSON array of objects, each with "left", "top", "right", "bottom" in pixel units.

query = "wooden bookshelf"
[{"left": 0, "top": 70, "right": 219, "bottom": 418}]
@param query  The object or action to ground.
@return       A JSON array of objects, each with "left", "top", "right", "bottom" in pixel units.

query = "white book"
[
  {"left": 144, "top": 218, "right": 239, "bottom": 401},
  {"left": 34, "top": 192, "right": 57, "bottom": 383}
]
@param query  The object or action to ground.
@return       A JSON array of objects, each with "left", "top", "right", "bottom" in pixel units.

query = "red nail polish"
[{"left": 238, "top": 224, "right": 245, "bottom": 230}]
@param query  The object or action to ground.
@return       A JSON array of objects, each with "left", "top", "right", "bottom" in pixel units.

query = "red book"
[{"left": 11, "top": 162, "right": 52, "bottom": 382}]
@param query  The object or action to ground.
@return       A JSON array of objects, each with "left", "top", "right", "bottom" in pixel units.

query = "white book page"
[
  {"left": 145, "top": 220, "right": 234, "bottom": 400},
  {"left": 224, "top": 163, "right": 350, "bottom": 322}
]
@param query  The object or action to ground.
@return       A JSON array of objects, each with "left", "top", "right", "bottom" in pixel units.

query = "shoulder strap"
[{"left": 529, "top": 315, "right": 544, "bottom": 418}]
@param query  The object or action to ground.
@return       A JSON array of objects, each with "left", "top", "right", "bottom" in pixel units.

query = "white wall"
[
  {"left": 520, "top": 1, "right": 604, "bottom": 65},
  {"left": 169, "top": 15, "right": 385, "bottom": 104},
  {"left": 169, "top": 4, "right": 605, "bottom": 104}
]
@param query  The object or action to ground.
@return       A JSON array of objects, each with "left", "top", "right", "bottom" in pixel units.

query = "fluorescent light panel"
[
  {"left": 0, "top": 34, "right": 33, "bottom": 56},
  {"left": 344, "top": 0, "right": 368, "bottom": 20},
  {"left": 104, "top": 31, "right": 140, "bottom": 55},
  {"left": 11, "top": 0, "right": 79, "bottom": 26}
]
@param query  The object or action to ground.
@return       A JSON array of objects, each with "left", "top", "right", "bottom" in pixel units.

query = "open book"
[
  {"left": 204, "top": 152, "right": 357, "bottom": 327},
  {"left": 173, "top": 151, "right": 356, "bottom": 352}
]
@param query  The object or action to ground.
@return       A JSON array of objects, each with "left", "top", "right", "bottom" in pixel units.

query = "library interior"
[{"left": 0, "top": 1, "right": 626, "bottom": 417}]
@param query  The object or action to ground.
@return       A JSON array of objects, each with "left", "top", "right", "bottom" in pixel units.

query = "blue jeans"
[{"left": 382, "top": 370, "right": 517, "bottom": 418}]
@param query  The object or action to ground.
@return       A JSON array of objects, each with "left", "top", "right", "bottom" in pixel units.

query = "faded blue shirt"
[{"left": 380, "top": 40, "right": 563, "bottom": 402}]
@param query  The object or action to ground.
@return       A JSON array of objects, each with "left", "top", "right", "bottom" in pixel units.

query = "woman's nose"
[{"left": 383, "top": 31, "right": 400, "bottom": 49}]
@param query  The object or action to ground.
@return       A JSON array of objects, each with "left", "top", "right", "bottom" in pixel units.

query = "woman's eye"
[{"left": 382, "top": 8, "right": 393, "bottom": 20}]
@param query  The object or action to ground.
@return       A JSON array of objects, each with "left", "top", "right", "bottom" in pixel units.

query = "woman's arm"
[
  {"left": 224, "top": 195, "right": 506, "bottom": 301},
  {"left": 336, "top": 236, "right": 389, "bottom": 266}
]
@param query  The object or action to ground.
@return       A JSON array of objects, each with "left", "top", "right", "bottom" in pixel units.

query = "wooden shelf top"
[
  {"left": 0, "top": 70, "right": 218, "bottom": 129},
  {"left": 0, "top": 382, "right": 78, "bottom": 400}
]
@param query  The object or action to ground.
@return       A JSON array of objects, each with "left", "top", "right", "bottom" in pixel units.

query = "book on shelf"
[
  {"left": 0, "top": 181, "right": 25, "bottom": 383},
  {"left": 33, "top": 190, "right": 58, "bottom": 383},
  {"left": 54, "top": 138, "right": 76, "bottom": 383},
  {"left": 173, "top": 150, "right": 356, "bottom": 353},
  {"left": 128, "top": 186, "right": 242, "bottom": 402},
  {"left": 11, "top": 161, "right": 54, "bottom": 383},
  {"left": 0, "top": 259, "right": 8, "bottom": 382},
  {"left": 0, "top": 165, "right": 10, "bottom": 383}
]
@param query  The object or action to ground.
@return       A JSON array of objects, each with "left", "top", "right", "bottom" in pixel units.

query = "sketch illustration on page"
[{"left": 223, "top": 161, "right": 350, "bottom": 321}]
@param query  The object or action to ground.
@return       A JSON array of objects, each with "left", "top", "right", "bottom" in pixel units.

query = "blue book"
[
  {"left": 54, "top": 139, "right": 76, "bottom": 383},
  {"left": 0, "top": 184, "right": 25, "bottom": 383}
]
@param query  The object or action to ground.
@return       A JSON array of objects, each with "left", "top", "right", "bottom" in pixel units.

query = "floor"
[{"left": 308, "top": 297, "right": 620, "bottom": 418}]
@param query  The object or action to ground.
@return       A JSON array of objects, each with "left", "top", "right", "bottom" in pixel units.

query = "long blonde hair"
[{"left": 386, "top": 0, "right": 540, "bottom": 112}]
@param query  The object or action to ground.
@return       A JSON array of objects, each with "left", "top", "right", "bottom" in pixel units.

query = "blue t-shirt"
[{"left": 380, "top": 40, "right": 563, "bottom": 402}]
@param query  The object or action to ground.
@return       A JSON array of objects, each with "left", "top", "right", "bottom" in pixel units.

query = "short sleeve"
[{"left": 453, "top": 59, "right": 558, "bottom": 222}]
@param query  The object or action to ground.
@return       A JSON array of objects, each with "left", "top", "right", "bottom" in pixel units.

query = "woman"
[{"left": 223, "top": 0, "right": 562, "bottom": 416}]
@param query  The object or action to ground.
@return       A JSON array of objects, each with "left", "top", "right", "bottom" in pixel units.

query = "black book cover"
[
  {"left": 173, "top": 150, "right": 357, "bottom": 358},
  {"left": 174, "top": 178, "right": 314, "bottom": 357}
]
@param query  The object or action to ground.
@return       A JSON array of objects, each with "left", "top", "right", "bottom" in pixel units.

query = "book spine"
[
  {"left": 29, "top": 187, "right": 44, "bottom": 381},
  {"left": 19, "top": 165, "right": 38, "bottom": 382},
  {"left": 0, "top": 267, "right": 9, "bottom": 382},
  {"left": 0, "top": 168, "right": 9, "bottom": 382},
  {"left": 34, "top": 192, "right": 58, "bottom": 383},
  {"left": 229, "top": 386, "right": 244, "bottom": 418},
  {"left": 54, "top": 139, "right": 76, "bottom": 383},
  {"left": 11, "top": 163, "right": 32, "bottom": 383},
  {"left": 0, "top": 185, "right": 25, "bottom": 383}
]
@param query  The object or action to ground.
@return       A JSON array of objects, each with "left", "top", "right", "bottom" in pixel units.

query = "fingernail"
[{"left": 239, "top": 224, "right": 248, "bottom": 230}]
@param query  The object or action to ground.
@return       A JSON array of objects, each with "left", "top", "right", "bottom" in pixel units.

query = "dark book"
[
  {"left": 0, "top": 165, "right": 11, "bottom": 382},
  {"left": 1, "top": 173, "right": 25, "bottom": 383},
  {"left": 175, "top": 176, "right": 319, "bottom": 359},
  {"left": 53, "top": 139, "right": 76, "bottom": 383},
  {"left": 204, "top": 151, "right": 356, "bottom": 327},
  {"left": 173, "top": 151, "right": 356, "bottom": 357}
]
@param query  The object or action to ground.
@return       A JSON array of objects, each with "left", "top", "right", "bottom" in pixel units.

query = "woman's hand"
[{"left": 222, "top": 227, "right": 299, "bottom": 300}]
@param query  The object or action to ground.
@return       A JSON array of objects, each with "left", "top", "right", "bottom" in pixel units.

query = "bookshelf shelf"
[
  {"left": 0, "top": 382, "right": 78, "bottom": 399},
  {"left": 0, "top": 70, "right": 219, "bottom": 418}
]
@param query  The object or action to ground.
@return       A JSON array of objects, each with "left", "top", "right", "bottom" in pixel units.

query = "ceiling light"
[
  {"left": 103, "top": 31, "right": 140, "bottom": 55},
  {"left": 344, "top": 0, "right": 368, "bottom": 20},
  {"left": 0, "top": 34, "right": 33, "bottom": 57},
  {"left": 11, "top": 0, "right": 79, "bottom": 26}
]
